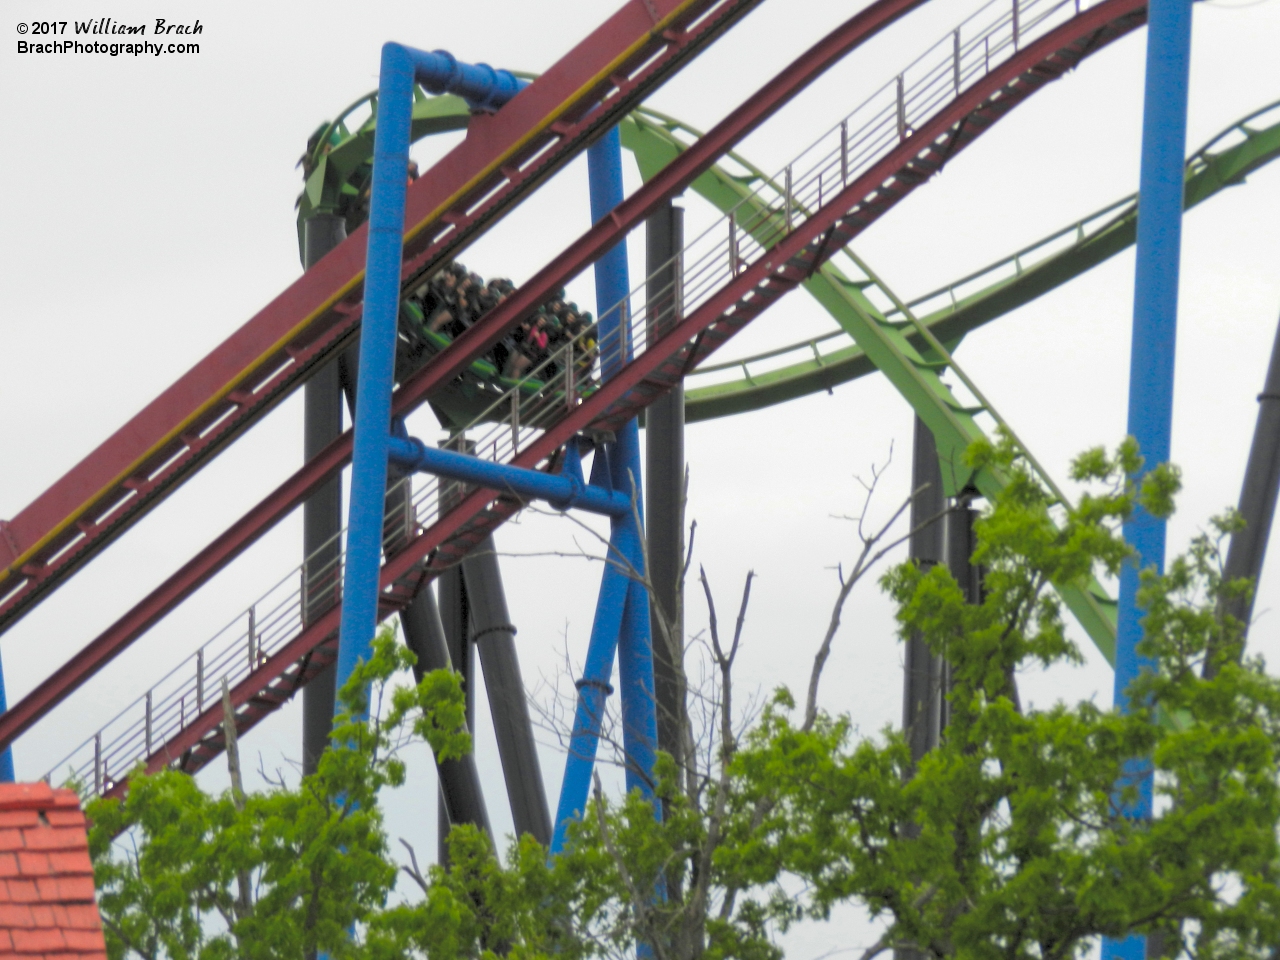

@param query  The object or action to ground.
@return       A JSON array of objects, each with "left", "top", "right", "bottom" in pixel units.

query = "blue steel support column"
[
  {"left": 1103, "top": 0, "right": 1193, "bottom": 956},
  {"left": 550, "top": 127, "right": 658, "bottom": 853},
  {"left": 334, "top": 45, "right": 526, "bottom": 705},
  {"left": 334, "top": 42, "right": 413, "bottom": 705}
]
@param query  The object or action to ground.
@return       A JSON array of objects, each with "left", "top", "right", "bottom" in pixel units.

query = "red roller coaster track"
[
  {"left": 0, "top": 0, "right": 941, "bottom": 758},
  {"left": 14, "top": 0, "right": 1146, "bottom": 790},
  {"left": 0, "top": 0, "right": 771, "bottom": 638}
]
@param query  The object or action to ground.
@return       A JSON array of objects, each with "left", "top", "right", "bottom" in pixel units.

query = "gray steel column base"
[
  {"left": 897, "top": 417, "right": 946, "bottom": 960},
  {"left": 437, "top": 564, "right": 475, "bottom": 866},
  {"left": 903, "top": 416, "right": 946, "bottom": 765},
  {"left": 400, "top": 575, "right": 492, "bottom": 859},
  {"left": 463, "top": 537, "right": 552, "bottom": 846}
]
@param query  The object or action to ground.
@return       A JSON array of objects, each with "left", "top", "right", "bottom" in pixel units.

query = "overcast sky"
[{"left": 3, "top": 0, "right": 1280, "bottom": 954}]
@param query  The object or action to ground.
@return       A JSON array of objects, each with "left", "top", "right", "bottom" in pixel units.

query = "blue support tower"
[
  {"left": 337, "top": 43, "right": 657, "bottom": 861},
  {"left": 1104, "top": 0, "right": 1193, "bottom": 955},
  {"left": 334, "top": 43, "right": 525, "bottom": 708}
]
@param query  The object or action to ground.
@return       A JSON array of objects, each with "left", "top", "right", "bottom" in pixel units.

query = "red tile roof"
[{"left": 0, "top": 783, "right": 105, "bottom": 960}]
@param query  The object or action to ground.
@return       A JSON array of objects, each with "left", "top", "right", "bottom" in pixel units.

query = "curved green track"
[
  {"left": 673, "top": 100, "right": 1280, "bottom": 421},
  {"left": 297, "top": 89, "right": 1280, "bottom": 666}
]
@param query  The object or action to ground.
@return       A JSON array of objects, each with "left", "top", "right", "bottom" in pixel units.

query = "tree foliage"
[
  {"left": 88, "top": 633, "right": 470, "bottom": 960},
  {"left": 88, "top": 438, "right": 1280, "bottom": 959}
]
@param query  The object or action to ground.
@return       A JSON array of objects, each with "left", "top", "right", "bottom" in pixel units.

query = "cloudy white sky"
[{"left": 3, "top": 0, "right": 1280, "bottom": 953}]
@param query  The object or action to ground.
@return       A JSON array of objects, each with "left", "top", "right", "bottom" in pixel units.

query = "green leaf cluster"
[{"left": 88, "top": 628, "right": 468, "bottom": 960}]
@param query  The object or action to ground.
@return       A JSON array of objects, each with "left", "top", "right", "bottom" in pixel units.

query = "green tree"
[
  {"left": 720, "top": 438, "right": 1280, "bottom": 957},
  {"left": 88, "top": 630, "right": 471, "bottom": 960},
  {"left": 90, "top": 438, "right": 1280, "bottom": 959}
]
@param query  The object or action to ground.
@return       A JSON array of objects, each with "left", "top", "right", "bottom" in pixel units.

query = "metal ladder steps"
[
  {"left": 427, "top": 506, "right": 516, "bottom": 575},
  {"left": 145, "top": 638, "right": 336, "bottom": 784},
  {"left": 591, "top": 322, "right": 772, "bottom": 437},
  {"left": 175, "top": 637, "right": 339, "bottom": 779}
]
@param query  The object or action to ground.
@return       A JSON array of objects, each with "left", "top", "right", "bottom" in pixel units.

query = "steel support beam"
[
  {"left": 398, "top": 575, "right": 492, "bottom": 858},
  {"left": 1213, "top": 311, "right": 1280, "bottom": 666},
  {"left": 552, "top": 128, "right": 658, "bottom": 854},
  {"left": 902, "top": 417, "right": 946, "bottom": 768},
  {"left": 0, "top": 660, "right": 12, "bottom": 781},
  {"left": 387, "top": 435, "right": 630, "bottom": 517},
  {"left": 437, "top": 562, "right": 480, "bottom": 864},
  {"left": 302, "top": 213, "right": 348, "bottom": 777},
  {"left": 425, "top": 444, "right": 492, "bottom": 865},
  {"left": 1107, "top": 0, "right": 1193, "bottom": 953},
  {"left": 897, "top": 417, "right": 945, "bottom": 960},
  {"left": 645, "top": 201, "right": 686, "bottom": 786},
  {"left": 945, "top": 492, "right": 994, "bottom": 708},
  {"left": 463, "top": 540, "right": 553, "bottom": 846},
  {"left": 590, "top": 128, "right": 657, "bottom": 812},
  {"left": 337, "top": 44, "right": 516, "bottom": 704}
]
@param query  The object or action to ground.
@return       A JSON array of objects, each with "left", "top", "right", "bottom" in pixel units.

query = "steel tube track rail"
[
  {"left": 0, "top": 0, "right": 768, "bottom": 638},
  {"left": 0, "top": 0, "right": 941, "bottom": 757},
  {"left": 44, "top": 0, "right": 1144, "bottom": 799}
]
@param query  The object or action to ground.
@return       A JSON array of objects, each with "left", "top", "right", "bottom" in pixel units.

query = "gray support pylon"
[
  {"left": 1211, "top": 310, "right": 1280, "bottom": 676},
  {"left": 903, "top": 416, "right": 946, "bottom": 764},
  {"left": 945, "top": 497, "right": 980, "bottom": 604},
  {"left": 645, "top": 200, "right": 686, "bottom": 781},
  {"left": 399, "top": 579, "right": 493, "bottom": 844},
  {"left": 462, "top": 542, "right": 552, "bottom": 845},
  {"left": 437, "top": 563, "right": 476, "bottom": 865},
  {"left": 301, "top": 213, "right": 347, "bottom": 776},
  {"left": 897, "top": 417, "right": 948, "bottom": 960},
  {"left": 944, "top": 493, "right": 992, "bottom": 715}
]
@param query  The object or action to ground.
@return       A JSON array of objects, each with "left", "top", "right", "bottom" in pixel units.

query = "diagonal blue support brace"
[
  {"left": 335, "top": 43, "right": 525, "bottom": 711},
  {"left": 551, "top": 127, "right": 659, "bottom": 854},
  {"left": 550, "top": 515, "right": 641, "bottom": 851},
  {"left": 1104, "top": 0, "right": 1193, "bottom": 956}
]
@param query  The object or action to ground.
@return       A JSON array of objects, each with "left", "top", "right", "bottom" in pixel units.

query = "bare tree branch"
[
  {"left": 399, "top": 838, "right": 430, "bottom": 894},
  {"left": 805, "top": 479, "right": 949, "bottom": 732},
  {"left": 220, "top": 679, "right": 254, "bottom": 922}
]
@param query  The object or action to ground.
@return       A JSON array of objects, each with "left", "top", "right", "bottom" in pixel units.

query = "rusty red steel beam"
[
  {"left": 0, "top": 0, "right": 766, "bottom": 638},
  {"left": 0, "top": 0, "right": 936, "bottom": 755},
  {"left": 0, "top": 440, "right": 357, "bottom": 756},
  {"left": 100, "top": 590, "right": 414, "bottom": 797},
  {"left": 69, "top": 0, "right": 1145, "bottom": 787}
]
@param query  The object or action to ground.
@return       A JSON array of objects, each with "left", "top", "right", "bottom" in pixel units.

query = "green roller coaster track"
[
  {"left": 296, "top": 88, "right": 1280, "bottom": 667},
  {"left": 674, "top": 100, "right": 1280, "bottom": 420}
]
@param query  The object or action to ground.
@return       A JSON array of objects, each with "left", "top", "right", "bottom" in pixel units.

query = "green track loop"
[
  {"left": 680, "top": 100, "right": 1280, "bottom": 420},
  {"left": 297, "top": 89, "right": 1280, "bottom": 667}
]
